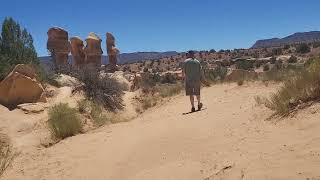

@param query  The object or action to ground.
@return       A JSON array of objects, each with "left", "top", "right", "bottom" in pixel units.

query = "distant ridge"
[
  {"left": 252, "top": 31, "right": 320, "bottom": 48},
  {"left": 39, "top": 51, "right": 178, "bottom": 66}
]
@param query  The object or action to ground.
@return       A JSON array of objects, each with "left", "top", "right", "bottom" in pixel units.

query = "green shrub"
[
  {"left": 263, "top": 64, "right": 270, "bottom": 71},
  {"left": 296, "top": 43, "right": 311, "bottom": 54},
  {"left": 235, "top": 60, "right": 254, "bottom": 70},
  {"left": 90, "top": 103, "right": 110, "bottom": 127},
  {"left": 0, "top": 17, "right": 39, "bottom": 80},
  {"left": 263, "top": 58, "right": 320, "bottom": 115},
  {"left": 48, "top": 103, "right": 82, "bottom": 139},
  {"left": 288, "top": 56, "right": 298, "bottom": 63},
  {"left": 77, "top": 99, "right": 91, "bottom": 114},
  {"left": 204, "top": 66, "right": 227, "bottom": 81},
  {"left": 77, "top": 100, "right": 111, "bottom": 127},
  {"left": 284, "top": 45, "right": 291, "bottom": 50},
  {"left": 272, "top": 48, "right": 283, "bottom": 56},
  {"left": 270, "top": 57, "right": 277, "bottom": 64},
  {"left": 313, "top": 42, "right": 320, "bottom": 48}
]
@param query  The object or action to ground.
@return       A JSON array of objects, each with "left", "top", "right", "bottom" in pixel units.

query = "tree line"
[{"left": 0, "top": 17, "right": 38, "bottom": 80}]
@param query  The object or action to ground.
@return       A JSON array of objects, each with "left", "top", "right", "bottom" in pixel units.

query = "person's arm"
[
  {"left": 182, "top": 62, "right": 186, "bottom": 81},
  {"left": 200, "top": 64, "right": 210, "bottom": 87}
]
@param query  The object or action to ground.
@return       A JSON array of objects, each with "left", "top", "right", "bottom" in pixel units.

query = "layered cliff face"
[
  {"left": 47, "top": 27, "right": 70, "bottom": 67},
  {"left": 252, "top": 31, "right": 320, "bottom": 48},
  {"left": 84, "top": 32, "right": 103, "bottom": 67}
]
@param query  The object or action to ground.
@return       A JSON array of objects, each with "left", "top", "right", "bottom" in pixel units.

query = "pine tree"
[{"left": 0, "top": 17, "right": 38, "bottom": 79}]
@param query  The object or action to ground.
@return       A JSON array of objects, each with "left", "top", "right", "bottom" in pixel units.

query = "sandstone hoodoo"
[
  {"left": 47, "top": 27, "right": 70, "bottom": 68},
  {"left": 84, "top": 32, "right": 103, "bottom": 67},
  {"left": 0, "top": 64, "right": 46, "bottom": 109},
  {"left": 107, "top": 32, "right": 120, "bottom": 72},
  {"left": 70, "top": 37, "right": 85, "bottom": 67}
]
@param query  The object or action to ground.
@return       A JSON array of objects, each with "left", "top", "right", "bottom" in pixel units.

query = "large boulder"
[
  {"left": 0, "top": 65, "right": 46, "bottom": 109},
  {"left": 108, "top": 71, "right": 130, "bottom": 91},
  {"left": 54, "top": 74, "right": 81, "bottom": 87}
]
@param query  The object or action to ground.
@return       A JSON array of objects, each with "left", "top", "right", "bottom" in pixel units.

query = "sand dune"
[{"left": 2, "top": 82, "right": 320, "bottom": 180}]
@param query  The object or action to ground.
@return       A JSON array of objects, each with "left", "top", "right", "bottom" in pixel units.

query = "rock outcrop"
[
  {"left": 84, "top": 32, "right": 102, "bottom": 67},
  {"left": 47, "top": 27, "right": 70, "bottom": 68},
  {"left": 70, "top": 37, "right": 85, "bottom": 67},
  {"left": 0, "top": 64, "right": 46, "bottom": 109},
  {"left": 107, "top": 32, "right": 120, "bottom": 72}
]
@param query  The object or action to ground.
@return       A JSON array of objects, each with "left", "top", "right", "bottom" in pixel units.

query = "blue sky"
[{"left": 1, "top": 0, "right": 320, "bottom": 56}]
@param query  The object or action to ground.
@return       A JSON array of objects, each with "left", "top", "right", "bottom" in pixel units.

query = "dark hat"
[{"left": 187, "top": 50, "right": 195, "bottom": 55}]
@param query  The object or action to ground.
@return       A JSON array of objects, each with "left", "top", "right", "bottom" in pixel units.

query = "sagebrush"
[
  {"left": 261, "top": 58, "right": 320, "bottom": 115},
  {"left": 74, "top": 67, "right": 124, "bottom": 111}
]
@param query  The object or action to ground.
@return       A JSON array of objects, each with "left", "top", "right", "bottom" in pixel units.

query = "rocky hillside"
[{"left": 252, "top": 31, "right": 320, "bottom": 48}]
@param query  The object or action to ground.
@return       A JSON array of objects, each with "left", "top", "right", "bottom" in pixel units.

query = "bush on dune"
[
  {"left": 48, "top": 103, "right": 82, "bottom": 139},
  {"left": 262, "top": 57, "right": 320, "bottom": 115},
  {"left": 73, "top": 67, "right": 124, "bottom": 111}
]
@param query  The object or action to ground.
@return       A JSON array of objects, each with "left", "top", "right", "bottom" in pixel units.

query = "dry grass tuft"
[
  {"left": 237, "top": 80, "right": 244, "bottom": 86},
  {"left": 48, "top": 103, "right": 82, "bottom": 139},
  {"left": 0, "top": 133, "right": 14, "bottom": 177},
  {"left": 261, "top": 58, "right": 320, "bottom": 115}
]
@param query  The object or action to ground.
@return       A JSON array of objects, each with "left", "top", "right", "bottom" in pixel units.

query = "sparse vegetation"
[
  {"left": 237, "top": 80, "right": 244, "bottom": 86},
  {"left": 272, "top": 48, "right": 283, "bottom": 56},
  {"left": 48, "top": 103, "right": 82, "bottom": 139},
  {"left": 156, "top": 83, "right": 183, "bottom": 98},
  {"left": 263, "top": 64, "right": 270, "bottom": 71},
  {"left": 0, "top": 133, "right": 14, "bottom": 177},
  {"left": 74, "top": 67, "right": 124, "bottom": 111},
  {"left": 235, "top": 60, "right": 254, "bottom": 70},
  {"left": 136, "top": 83, "right": 183, "bottom": 112},
  {"left": 203, "top": 65, "right": 227, "bottom": 82},
  {"left": 89, "top": 102, "right": 110, "bottom": 127},
  {"left": 288, "top": 55, "right": 298, "bottom": 63},
  {"left": 296, "top": 43, "right": 311, "bottom": 54},
  {"left": 261, "top": 57, "right": 320, "bottom": 115}
]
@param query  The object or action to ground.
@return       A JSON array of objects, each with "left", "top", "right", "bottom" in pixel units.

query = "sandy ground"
[{"left": 2, "top": 82, "right": 320, "bottom": 180}]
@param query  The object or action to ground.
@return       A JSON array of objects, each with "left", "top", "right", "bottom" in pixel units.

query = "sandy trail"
[{"left": 2, "top": 83, "right": 320, "bottom": 180}]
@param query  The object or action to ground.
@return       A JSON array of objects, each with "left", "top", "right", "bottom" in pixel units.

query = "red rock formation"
[
  {"left": 47, "top": 27, "right": 70, "bottom": 68},
  {"left": 107, "top": 32, "right": 120, "bottom": 72},
  {"left": 0, "top": 64, "right": 46, "bottom": 109},
  {"left": 70, "top": 37, "right": 85, "bottom": 67},
  {"left": 84, "top": 32, "right": 102, "bottom": 67}
]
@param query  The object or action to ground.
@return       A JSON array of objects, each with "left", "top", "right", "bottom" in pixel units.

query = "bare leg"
[
  {"left": 190, "top": 95, "right": 195, "bottom": 108},
  {"left": 196, "top": 95, "right": 201, "bottom": 106}
]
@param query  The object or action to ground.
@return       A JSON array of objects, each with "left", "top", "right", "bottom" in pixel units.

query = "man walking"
[{"left": 182, "top": 50, "right": 203, "bottom": 112}]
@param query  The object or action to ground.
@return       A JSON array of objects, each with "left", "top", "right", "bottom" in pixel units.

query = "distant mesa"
[{"left": 252, "top": 31, "right": 320, "bottom": 48}]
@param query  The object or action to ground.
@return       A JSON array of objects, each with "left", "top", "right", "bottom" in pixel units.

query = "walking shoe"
[
  {"left": 191, "top": 107, "right": 196, "bottom": 112},
  {"left": 198, "top": 103, "right": 203, "bottom": 111}
]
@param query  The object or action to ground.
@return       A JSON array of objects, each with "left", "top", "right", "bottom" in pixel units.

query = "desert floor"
[{"left": 2, "top": 82, "right": 320, "bottom": 180}]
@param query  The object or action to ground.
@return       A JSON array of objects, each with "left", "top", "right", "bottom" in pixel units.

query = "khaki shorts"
[{"left": 185, "top": 81, "right": 200, "bottom": 96}]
